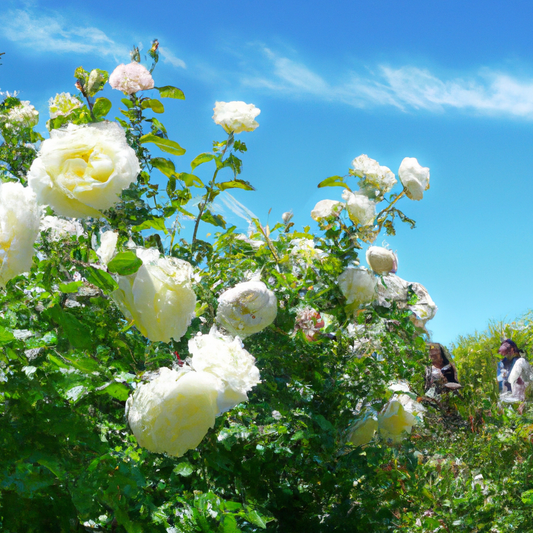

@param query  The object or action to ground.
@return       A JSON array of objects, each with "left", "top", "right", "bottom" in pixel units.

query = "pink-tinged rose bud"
[{"left": 109, "top": 62, "right": 154, "bottom": 95}]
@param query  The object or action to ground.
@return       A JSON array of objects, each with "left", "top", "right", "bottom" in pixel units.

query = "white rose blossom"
[
  {"left": 311, "top": 199, "right": 343, "bottom": 221},
  {"left": 366, "top": 246, "right": 398, "bottom": 275},
  {"left": 338, "top": 267, "right": 377, "bottom": 307},
  {"left": 113, "top": 248, "right": 196, "bottom": 343},
  {"left": 40, "top": 215, "right": 84, "bottom": 242},
  {"left": 213, "top": 101, "right": 260, "bottom": 134},
  {"left": 378, "top": 399, "right": 417, "bottom": 443},
  {"left": 348, "top": 411, "right": 378, "bottom": 447},
  {"left": 351, "top": 154, "right": 397, "bottom": 196},
  {"left": 95, "top": 230, "right": 118, "bottom": 266},
  {"left": 342, "top": 190, "right": 376, "bottom": 226},
  {"left": 0, "top": 182, "right": 41, "bottom": 287},
  {"left": 27, "top": 122, "right": 140, "bottom": 218},
  {"left": 48, "top": 93, "right": 82, "bottom": 119},
  {"left": 216, "top": 280, "right": 277, "bottom": 338},
  {"left": 109, "top": 62, "right": 154, "bottom": 95},
  {"left": 398, "top": 157, "right": 430, "bottom": 201},
  {"left": 126, "top": 367, "right": 220, "bottom": 457},
  {"left": 189, "top": 329, "right": 261, "bottom": 414}
]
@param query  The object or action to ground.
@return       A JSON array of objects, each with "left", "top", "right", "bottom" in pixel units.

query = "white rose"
[
  {"left": 48, "top": 93, "right": 83, "bottom": 119},
  {"left": 398, "top": 157, "right": 430, "bottom": 201},
  {"left": 96, "top": 230, "right": 118, "bottom": 266},
  {"left": 0, "top": 183, "right": 40, "bottom": 287},
  {"left": 126, "top": 367, "right": 220, "bottom": 457},
  {"left": 342, "top": 190, "right": 376, "bottom": 226},
  {"left": 410, "top": 282, "right": 438, "bottom": 328},
  {"left": 366, "top": 246, "right": 398, "bottom": 275},
  {"left": 338, "top": 267, "right": 377, "bottom": 306},
  {"left": 378, "top": 399, "right": 416, "bottom": 443},
  {"left": 113, "top": 248, "right": 196, "bottom": 343},
  {"left": 282, "top": 211, "right": 293, "bottom": 224},
  {"left": 40, "top": 215, "right": 84, "bottom": 242},
  {"left": 213, "top": 101, "right": 260, "bottom": 134},
  {"left": 351, "top": 154, "right": 397, "bottom": 196},
  {"left": 348, "top": 412, "right": 378, "bottom": 447},
  {"left": 189, "top": 329, "right": 261, "bottom": 414},
  {"left": 216, "top": 280, "right": 277, "bottom": 338},
  {"left": 27, "top": 122, "right": 140, "bottom": 218},
  {"left": 311, "top": 199, "right": 343, "bottom": 221},
  {"left": 109, "top": 62, "right": 154, "bottom": 94}
]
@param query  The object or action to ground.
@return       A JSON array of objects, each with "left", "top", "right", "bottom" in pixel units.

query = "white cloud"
[
  {"left": 242, "top": 47, "right": 533, "bottom": 120},
  {"left": 159, "top": 46, "right": 186, "bottom": 69}
]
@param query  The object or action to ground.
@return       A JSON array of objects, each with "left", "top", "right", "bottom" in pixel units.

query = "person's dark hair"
[
  {"left": 427, "top": 342, "right": 450, "bottom": 366},
  {"left": 501, "top": 338, "right": 520, "bottom": 355},
  {"left": 427, "top": 342, "right": 459, "bottom": 383}
]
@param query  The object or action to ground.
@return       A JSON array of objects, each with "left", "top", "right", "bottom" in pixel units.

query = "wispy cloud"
[
  {"left": 242, "top": 46, "right": 533, "bottom": 119},
  {"left": 159, "top": 46, "right": 186, "bottom": 69}
]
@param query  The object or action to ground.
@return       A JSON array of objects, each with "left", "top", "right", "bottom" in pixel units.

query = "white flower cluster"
[
  {"left": 1, "top": 100, "right": 39, "bottom": 129},
  {"left": 28, "top": 122, "right": 140, "bottom": 218},
  {"left": 109, "top": 62, "right": 154, "bottom": 94},
  {"left": 48, "top": 93, "right": 82, "bottom": 119},
  {"left": 351, "top": 154, "right": 397, "bottom": 198},
  {"left": 338, "top": 268, "right": 377, "bottom": 307},
  {"left": 40, "top": 216, "right": 84, "bottom": 242},
  {"left": 213, "top": 101, "right": 260, "bottom": 134}
]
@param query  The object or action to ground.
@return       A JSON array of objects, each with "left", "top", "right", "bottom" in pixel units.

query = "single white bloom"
[
  {"left": 338, "top": 267, "right": 377, "bottom": 306},
  {"left": 0, "top": 182, "right": 41, "bottom": 287},
  {"left": 27, "top": 122, "right": 140, "bottom": 218},
  {"left": 311, "top": 199, "right": 343, "bottom": 221},
  {"left": 109, "top": 62, "right": 154, "bottom": 94},
  {"left": 1, "top": 101, "right": 39, "bottom": 129},
  {"left": 282, "top": 211, "right": 293, "bottom": 224},
  {"left": 348, "top": 412, "right": 378, "bottom": 447},
  {"left": 398, "top": 157, "right": 430, "bottom": 201},
  {"left": 366, "top": 246, "right": 398, "bottom": 275},
  {"left": 40, "top": 215, "right": 84, "bottom": 242},
  {"left": 126, "top": 367, "right": 220, "bottom": 457},
  {"left": 113, "top": 248, "right": 196, "bottom": 343},
  {"left": 342, "top": 190, "right": 376, "bottom": 226},
  {"left": 48, "top": 93, "right": 82, "bottom": 119},
  {"left": 189, "top": 329, "right": 261, "bottom": 414},
  {"left": 378, "top": 399, "right": 416, "bottom": 443},
  {"left": 212, "top": 101, "right": 260, "bottom": 134},
  {"left": 396, "top": 393, "right": 426, "bottom": 421},
  {"left": 96, "top": 231, "right": 118, "bottom": 266},
  {"left": 216, "top": 280, "right": 277, "bottom": 338},
  {"left": 351, "top": 154, "right": 397, "bottom": 195}
]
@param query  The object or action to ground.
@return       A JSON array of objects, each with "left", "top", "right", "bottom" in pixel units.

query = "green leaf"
[
  {"left": 151, "top": 157, "right": 176, "bottom": 178},
  {"left": 140, "top": 133, "right": 185, "bottom": 156},
  {"left": 131, "top": 217, "right": 168, "bottom": 234},
  {"left": 141, "top": 98, "right": 165, "bottom": 114},
  {"left": 178, "top": 172, "right": 203, "bottom": 187},
  {"left": 107, "top": 251, "right": 143, "bottom": 276},
  {"left": 218, "top": 179, "right": 255, "bottom": 192},
  {"left": 96, "top": 381, "right": 130, "bottom": 401},
  {"left": 61, "top": 311, "right": 94, "bottom": 350},
  {"left": 93, "top": 97, "right": 112, "bottom": 118},
  {"left": 121, "top": 98, "right": 134, "bottom": 109},
  {"left": 58, "top": 281, "right": 84, "bottom": 294},
  {"left": 0, "top": 325, "right": 15, "bottom": 345},
  {"left": 156, "top": 85, "right": 185, "bottom": 99},
  {"left": 247, "top": 510, "right": 268, "bottom": 529},
  {"left": 191, "top": 152, "right": 215, "bottom": 172},
  {"left": 173, "top": 462, "right": 195, "bottom": 477},
  {"left": 522, "top": 489, "right": 533, "bottom": 505},
  {"left": 317, "top": 175, "right": 350, "bottom": 189},
  {"left": 201, "top": 210, "right": 226, "bottom": 228},
  {"left": 82, "top": 265, "right": 118, "bottom": 292}
]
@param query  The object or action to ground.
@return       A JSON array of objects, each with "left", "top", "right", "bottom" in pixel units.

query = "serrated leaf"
[
  {"left": 218, "top": 179, "right": 255, "bottom": 192},
  {"left": 107, "top": 251, "right": 143, "bottom": 275},
  {"left": 247, "top": 510, "right": 268, "bottom": 529},
  {"left": 191, "top": 152, "right": 214, "bottom": 172},
  {"left": 140, "top": 134, "right": 185, "bottom": 156},
  {"left": 317, "top": 175, "right": 350, "bottom": 189},
  {"left": 201, "top": 210, "right": 226, "bottom": 228},
  {"left": 93, "top": 97, "right": 112, "bottom": 118},
  {"left": 82, "top": 265, "right": 118, "bottom": 292},
  {"left": 156, "top": 85, "right": 185, "bottom": 99},
  {"left": 131, "top": 217, "right": 168, "bottom": 234},
  {"left": 0, "top": 325, "right": 15, "bottom": 345},
  {"left": 173, "top": 462, "right": 195, "bottom": 477},
  {"left": 151, "top": 157, "right": 176, "bottom": 178},
  {"left": 141, "top": 98, "right": 165, "bottom": 113},
  {"left": 59, "top": 281, "right": 84, "bottom": 294}
]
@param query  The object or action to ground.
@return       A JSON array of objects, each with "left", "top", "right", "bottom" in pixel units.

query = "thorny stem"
[{"left": 375, "top": 190, "right": 406, "bottom": 232}]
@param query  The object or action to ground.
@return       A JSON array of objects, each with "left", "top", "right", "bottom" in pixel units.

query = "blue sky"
[{"left": 2, "top": 0, "right": 533, "bottom": 348}]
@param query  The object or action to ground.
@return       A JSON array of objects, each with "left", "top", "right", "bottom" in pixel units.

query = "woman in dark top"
[
  {"left": 426, "top": 342, "right": 460, "bottom": 391},
  {"left": 497, "top": 339, "right": 521, "bottom": 392}
]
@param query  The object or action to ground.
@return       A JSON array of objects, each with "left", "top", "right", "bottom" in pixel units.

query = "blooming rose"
[
  {"left": 126, "top": 367, "right": 220, "bottom": 457},
  {"left": 398, "top": 157, "right": 430, "bottom": 201},
  {"left": 212, "top": 101, "right": 260, "bottom": 134},
  {"left": 348, "top": 412, "right": 378, "bottom": 447},
  {"left": 40, "top": 215, "right": 84, "bottom": 242},
  {"left": 113, "top": 248, "right": 196, "bottom": 343},
  {"left": 95, "top": 230, "right": 118, "bottom": 266},
  {"left": 216, "top": 280, "right": 277, "bottom": 338},
  {"left": 189, "top": 329, "right": 261, "bottom": 414},
  {"left": 48, "top": 93, "right": 82, "bottom": 119},
  {"left": 1, "top": 101, "right": 39, "bottom": 129},
  {"left": 366, "top": 246, "right": 398, "bottom": 275},
  {"left": 351, "top": 154, "right": 397, "bottom": 196},
  {"left": 342, "top": 190, "right": 376, "bottom": 226},
  {"left": 378, "top": 399, "right": 417, "bottom": 443},
  {"left": 27, "top": 122, "right": 140, "bottom": 218},
  {"left": 0, "top": 182, "right": 41, "bottom": 287},
  {"left": 338, "top": 267, "right": 377, "bottom": 307},
  {"left": 311, "top": 199, "right": 343, "bottom": 221},
  {"left": 109, "top": 62, "right": 154, "bottom": 94}
]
